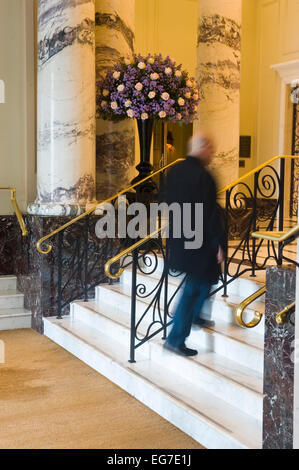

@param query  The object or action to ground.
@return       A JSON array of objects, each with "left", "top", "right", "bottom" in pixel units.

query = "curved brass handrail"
[
  {"left": 0, "top": 187, "right": 28, "bottom": 236},
  {"left": 36, "top": 159, "right": 184, "bottom": 255},
  {"left": 252, "top": 224, "right": 299, "bottom": 242},
  {"left": 37, "top": 154, "right": 298, "bottom": 258},
  {"left": 105, "top": 154, "right": 298, "bottom": 280},
  {"left": 276, "top": 302, "right": 296, "bottom": 325},
  {"left": 218, "top": 154, "right": 296, "bottom": 195},
  {"left": 235, "top": 286, "right": 266, "bottom": 328},
  {"left": 105, "top": 227, "right": 162, "bottom": 280}
]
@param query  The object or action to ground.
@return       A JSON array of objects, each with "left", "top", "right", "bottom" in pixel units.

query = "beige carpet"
[{"left": 0, "top": 329, "right": 203, "bottom": 449}]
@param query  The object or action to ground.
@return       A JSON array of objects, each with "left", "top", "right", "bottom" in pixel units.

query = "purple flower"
[{"left": 96, "top": 53, "right": 200, "bottom": 123}]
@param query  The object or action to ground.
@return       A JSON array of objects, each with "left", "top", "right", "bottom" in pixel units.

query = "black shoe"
[
  {"left": 164, "top": 342, "right": 198, "bottom": 357},
  {"left": 193, "top": 318, "right": 215, "bottom": 328}
]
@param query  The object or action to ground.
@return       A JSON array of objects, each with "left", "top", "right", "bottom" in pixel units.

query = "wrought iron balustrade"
[
  {"left": 37, "top": 155, "right": 298, "bottom": 361},
  {"left": 36, "top": 160, "right": 183, "bottom": 320}
]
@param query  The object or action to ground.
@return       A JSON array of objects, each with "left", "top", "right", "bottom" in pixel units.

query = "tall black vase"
[{"left": 131, "top": 118, "right": 157, "bottom": 196}]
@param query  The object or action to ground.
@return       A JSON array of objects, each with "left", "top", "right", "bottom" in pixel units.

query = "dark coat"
[{"left": 163, "top": 156, "right": 226, "bottom": 285}]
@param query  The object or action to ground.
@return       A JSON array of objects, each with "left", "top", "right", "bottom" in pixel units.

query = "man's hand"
[{"left": 217, "top": 246, "right": 225, "bottom": 264}]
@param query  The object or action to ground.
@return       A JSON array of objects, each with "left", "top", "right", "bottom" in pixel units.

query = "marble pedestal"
[
  {"left": 0, "top": 216, "right": 21, "bottom": 275},
  {"left": 15, "top": 215, "right": 119, "bottom": 333},
  {"left": 263, "top": 266, "right": 296, "bottom": 449}
]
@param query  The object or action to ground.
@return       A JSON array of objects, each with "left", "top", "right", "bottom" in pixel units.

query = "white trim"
[
  {"left": 271, "top": 60, "right": 299, "bottom": 154},
  {"left": 271, "top": 59, "right": 299, "bottom": 81}
]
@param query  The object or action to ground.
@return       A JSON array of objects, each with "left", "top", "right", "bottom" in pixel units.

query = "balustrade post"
[
  {"left": 163, "top": 242, "right": 169, "bottom": 340},
  {"left": 278, "top": 158, "right": 286, "bottom": 266},
  {"left": 222, "top": 190, "right": 230, "bottom": 298},
  {"left": 57, "top": 231, "right": 63, "bottom": 320},
  {"left": 129, "top": 249, "right": 138, "bottom": 363},
  {"left": 251, "top": 173, "right": 258, "bottom": 277},
  {"left": 84, "top": 215, "right": 90, "bottom": 302}
]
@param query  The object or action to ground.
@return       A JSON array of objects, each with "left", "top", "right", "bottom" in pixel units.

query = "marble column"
[
  {"left": 28, "top": 0, "right": 96, "bottom": 217},
  {"left": 197, "top": 0, "right": 241, "bottom": 190},
  {"left": 95, "top": 0, "right": 135, "bottom": 201}
]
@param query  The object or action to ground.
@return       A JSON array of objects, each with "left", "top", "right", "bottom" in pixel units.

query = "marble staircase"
[
  {"left": 44, "top": 254, "right": 265, "bottom": 449},
  {"left": 0, "top": 276, "right": 31, "bottom": 330}
]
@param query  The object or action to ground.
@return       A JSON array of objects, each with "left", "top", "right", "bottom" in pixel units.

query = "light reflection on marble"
[
  {"left": 95, "top": 0, "right": 135, "bottom": 201},
  {"left": 196, "top": 0, "right": 241, "bottom": 190},
  {"left": 29, "top": 0, "right": 96, "bottom": 216}
]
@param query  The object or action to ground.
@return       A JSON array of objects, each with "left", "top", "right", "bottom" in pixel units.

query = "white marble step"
[
  {"left": 0, "top": 290, "right": 24, "bottom": 309},
  {"left": 0, "top": 308, "right": 31, "bottom": 330},
  {"left": 72, "top": 300, "right": 263, "bottom": 421},
  {"left": 96, "top": 283, "right": 264, "bottom": 374},
  {"left": 43, "top": 316, "right": 262, "bottom": 449},
  {"left": 0, "top": 276, "right": 17, "bottom": 291},
  {"left": 121, "top": 268, "right": 265, "bottom": 335},
  {"left": 188, "top": 323, "right": 264, "bottom": 375}
]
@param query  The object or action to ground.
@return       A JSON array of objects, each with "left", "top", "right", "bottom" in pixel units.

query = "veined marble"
[
  {"left": 28, "top": 0, "right": 96, "bottom": 216},
  {"left": 293, "top": 209, "right": 299, "bottom": 449},
  {"left": 263, "top": 267, "right": 296, "bottom": 449},
  {"left": 95, "top": 0, "right": 135, "bottom": 201},
  {"left": 196, "top": 0, "right": 241, "bottom": 190}
]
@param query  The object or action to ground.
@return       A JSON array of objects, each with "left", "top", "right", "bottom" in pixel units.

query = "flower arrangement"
[{"left": 96, "top": 53, "right": 200, "bottom": 123}]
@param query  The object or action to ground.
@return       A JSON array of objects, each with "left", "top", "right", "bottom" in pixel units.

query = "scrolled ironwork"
[
  {"left": 132, "top": 238, "right": 168, "bottom": 345},
  {"left": 256, "top": 165, "right": 279, "bottom": 200},
  {"left": 37, "top": 154, "right": 299, "bottom": 359}
]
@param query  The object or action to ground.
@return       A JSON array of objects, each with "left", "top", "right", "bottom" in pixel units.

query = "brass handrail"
[
  {"left": 218, "top": 154, "right": 296, "bottom": 195},
  {"left": 252, "top": 224, "right": 299, "bottom": 242},
  {"left": 36, "top": 159, "right": 184, "bottom": 255},
  {"left": 105, "top": 154, "right": 298, "bottom": 279},
  {"left": 276, "top": 302, "right": 296, "bottom": 325},
  {"left": 235, "top": 286, "right": 266, "bottom": 329},
  {"left": 105, "top": 227, "right": 162, "bottom": 280},
  {"left": 37, "top": 154, "right": 298, "bottom": 258},
  {"left": 0, "top": 187, "right": 28, "bottom": 236}
]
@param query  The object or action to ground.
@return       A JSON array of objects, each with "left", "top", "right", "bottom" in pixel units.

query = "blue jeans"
[{"left": 166, "top": 275, "right": 211, "bottom": 348}]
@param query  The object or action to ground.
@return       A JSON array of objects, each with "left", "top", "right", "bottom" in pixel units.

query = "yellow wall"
[
  {"left": 239, "top": 0, "right": 258, "bottom": 177},
  {"left": 135, "top": 0, "right": 198, "bottom": 77},
  {"left": 255, "top": 0, "right": 299, "bottom": 166},
  {"left": 0, "top": 0, "right": 36, "bottom": 214},
  {"left": 134, "top": 0, "right": 198, "bottom": 171},
  {"left": 233, "top": 0, "right": 299, "bottom": 182}
]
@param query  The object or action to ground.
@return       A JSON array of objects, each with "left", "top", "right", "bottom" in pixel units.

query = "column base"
[{"left": 27, "top": 202, "right": 88, "bottom": 217}]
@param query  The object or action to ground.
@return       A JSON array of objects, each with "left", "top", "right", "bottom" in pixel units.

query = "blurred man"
[{"left": 164, "top": 133, "right": 226, "bottom": 357}]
